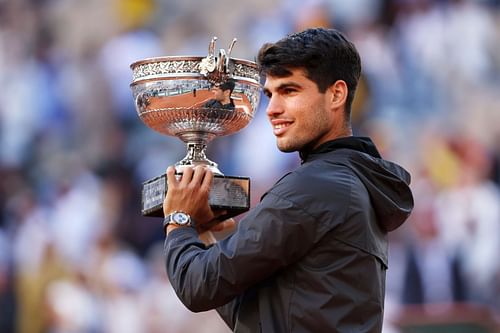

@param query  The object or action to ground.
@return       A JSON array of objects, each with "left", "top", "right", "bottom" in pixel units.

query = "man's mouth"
[{"left": 271, "top": 120, "right": 293, "bottom": 136}]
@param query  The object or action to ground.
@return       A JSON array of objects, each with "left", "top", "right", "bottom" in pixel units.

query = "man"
[
  {"left": 204, "top": 80, "right": 236, "bottom": 110},
  {"left": 163, "top": 28, "right": 414, "bottom": 332}
]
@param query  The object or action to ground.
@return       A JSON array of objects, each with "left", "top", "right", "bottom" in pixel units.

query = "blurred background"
[{"left": 1, "top": 0, "right": 500, "bottom": 332}]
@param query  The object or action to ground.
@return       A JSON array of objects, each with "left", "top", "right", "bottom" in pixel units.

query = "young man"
[
  {"left": 162, "top": 28, "right": 414, "bottom": 332},
  {"left": 204, "top": 80, "right": 236, "bottom": 110}
]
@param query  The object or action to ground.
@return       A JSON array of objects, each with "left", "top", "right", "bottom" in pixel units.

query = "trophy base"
[{"left": 141, "top": 173, "right": 250, "bottom": 221}]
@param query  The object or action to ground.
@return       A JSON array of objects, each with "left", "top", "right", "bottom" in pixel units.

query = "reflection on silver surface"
[
  {"left": 131, "top": 77, "right": 260, "bottom": 138},
  {"left": 130, "top": 38, "right": 261, "bottom": 174}
]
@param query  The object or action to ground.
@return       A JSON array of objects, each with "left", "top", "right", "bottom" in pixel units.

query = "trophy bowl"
[{"left": 130, "top": 38, "right": 261, "bottom": 218}]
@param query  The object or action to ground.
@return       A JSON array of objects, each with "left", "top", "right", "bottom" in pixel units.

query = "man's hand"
[
  {"left": 198, "top": 218, "right": 237, "bottom": 246},
  {"left": 163, "top": 165, "right": 215, "bottom": 229},
  {"left": 207, "top": 218, "right": 237, "bottom": 233}
]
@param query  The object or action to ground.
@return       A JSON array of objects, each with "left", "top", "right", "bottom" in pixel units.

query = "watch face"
[{"left": 172, "top": 212, "right": 190, "bottom": 226}]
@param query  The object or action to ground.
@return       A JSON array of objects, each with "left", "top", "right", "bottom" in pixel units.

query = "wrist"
[
  {"left": 163, "top": 211, "right": 195, "bottom": 235},
  {"left": 165, "top": 224, "right": 183, "bottom": 236}
]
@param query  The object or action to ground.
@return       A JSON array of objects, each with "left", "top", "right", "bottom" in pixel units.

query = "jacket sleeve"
[
  {"left": 215, "top": 296, "right": 241, "bottom": 329},
  {"left": 164, "top": 186, "right": 341, "bottom": 313}
]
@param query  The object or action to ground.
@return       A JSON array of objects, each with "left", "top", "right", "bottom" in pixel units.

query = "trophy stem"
[{"left": 176, "top": 142, "right": 223, "bottom": 175}]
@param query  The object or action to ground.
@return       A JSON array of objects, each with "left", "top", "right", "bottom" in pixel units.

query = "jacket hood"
[{"left": 305, "top": 137, "right": 414, "bottom": 232}]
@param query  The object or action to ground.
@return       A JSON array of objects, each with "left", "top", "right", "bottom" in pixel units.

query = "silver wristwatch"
[{"left": 163, "top": 211, "right": 193, "bottom": 230}]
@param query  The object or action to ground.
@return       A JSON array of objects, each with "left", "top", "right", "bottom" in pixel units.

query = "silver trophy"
[{"left": 130, "top": 37, "right": 261, "bottom": 219}]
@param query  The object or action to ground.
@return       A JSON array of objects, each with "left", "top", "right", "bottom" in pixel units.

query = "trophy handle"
[
  {"left": 208, "top": 36, "right": 217, "bottom": 57},
  {"left": 227, "top": 38, "right": 237, "bottom": 56}
]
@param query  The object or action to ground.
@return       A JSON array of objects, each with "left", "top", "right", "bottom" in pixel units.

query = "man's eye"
[{"left": 283, "top": 88, "right": 296, "bottom": 94}]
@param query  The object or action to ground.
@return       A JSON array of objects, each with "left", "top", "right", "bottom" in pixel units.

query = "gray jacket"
[{"left": 165, "top": 137, "right": 414, "bottom": 332}]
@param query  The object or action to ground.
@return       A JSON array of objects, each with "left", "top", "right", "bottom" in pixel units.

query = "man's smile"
[{"left": 271, "top": 119, "right": 293, "bottom": 136}]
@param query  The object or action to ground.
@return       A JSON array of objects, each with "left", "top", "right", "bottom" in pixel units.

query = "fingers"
[
  {"left": 198, "top": 209, "right": 226, "bottom": 231},
  {"left": 209, "top": 218, "right": 236, "bottom": 232},
  {"left": 198, "top": 231, "right": 217, "bottom": 246},
  {"left": 191, "top": 165, "right": 208, "bottom": 188},
  {"left": 180, "top": 166, "right": 194, "bottom": 187},
  {"left": 213, "top": 209, "right": 228, "bottom": 219},
  {"left": 166, "top": 166, "right": 177, "bottom": 187},
  {"left": 167, "top": 165, "right": 213, "bottom": 189},
  {"left": 201, "top": 167, "right": 213, "bottom": 192}
]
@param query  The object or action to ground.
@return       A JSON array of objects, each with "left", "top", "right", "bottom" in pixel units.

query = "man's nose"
[{"left": 266, "top": 96, "right": 284, "bottom": 118}]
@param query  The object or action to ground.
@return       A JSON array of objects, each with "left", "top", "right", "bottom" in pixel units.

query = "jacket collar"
[{"left": 300, "top": 136, "right": 381, "bottom": 163}]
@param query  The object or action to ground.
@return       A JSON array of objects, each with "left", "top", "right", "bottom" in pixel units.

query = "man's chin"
[{"left": 276, "top": 141, "right": 299, "bottom": 153}]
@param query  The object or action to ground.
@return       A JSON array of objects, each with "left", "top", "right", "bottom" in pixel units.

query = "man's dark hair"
[
  {"left": 218, "top": 79, "right": 236, "bottom": 93},
  {"left": 257, "top": 28, "right": 361, "bottom": 116}
]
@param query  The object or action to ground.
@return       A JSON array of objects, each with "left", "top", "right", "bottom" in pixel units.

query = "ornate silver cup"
[{"left": 130, "top": 37, "right": 261, "bottom": 218}]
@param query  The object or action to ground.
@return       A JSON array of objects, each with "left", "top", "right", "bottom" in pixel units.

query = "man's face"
[
  {"left": 263, "top": 68, "right": 336, "bottom": 152},
  {"left": 212, "top": 86, "right": 225, "bottom": 102}
]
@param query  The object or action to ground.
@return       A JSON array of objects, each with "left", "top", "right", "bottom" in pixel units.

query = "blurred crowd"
[{"left": 1, "top": 0, "right": 500, "bottom": 332}]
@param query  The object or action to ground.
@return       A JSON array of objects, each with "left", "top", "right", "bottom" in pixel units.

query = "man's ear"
[{"left": 328, "top": 80, "right": 348, "bottom": 109}]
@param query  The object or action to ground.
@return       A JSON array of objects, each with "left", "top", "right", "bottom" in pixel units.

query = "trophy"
[{"left": 130, "top": 37, "right": 261, "bottom": 220}]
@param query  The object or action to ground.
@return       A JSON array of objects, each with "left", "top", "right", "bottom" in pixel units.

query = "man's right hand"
[{"left": 163, "top": 165, "right": 215, "bottom": 228}]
